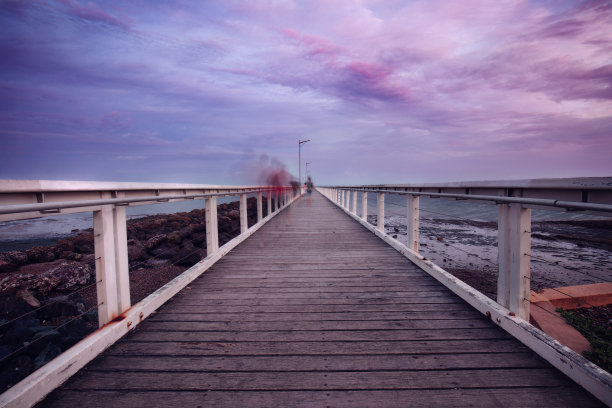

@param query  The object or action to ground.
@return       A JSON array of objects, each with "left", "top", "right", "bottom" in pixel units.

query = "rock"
[
  {"left": 172, "top": 242, "right": 200, "bottom": 266},
  {"left": 166, "top": 231, "right": 182, "bottom": 245},
  {"left": 37, "top": 295, "right": 83, "bottom": 320},
  {"left": 127, "top": 242, "right": 146, "bottom": 262},
  {"left": 25, "top": 246, "right": 55, "bottom": 264},
  {"left": 33, "top": 342, "right": 62, "bottom": 370},
  {"left": 0, "top": 261, "right": 93, "bottom": 294},
  {"left": 179, "top": 225, "right": 194, "bottom": 239},
  {"left": 73, "top": 233, "right": 94, "bottom": 254},
  {"left": 27, "top": 328, "right": 61, "bottom": 357},
  {"left": 16, "top": 289, "right": 40, "bottom": 308},
  {"left": 54, "top": 238, "right": 75, "bottom": 254},
  {"left": 227, "top": 210, "right": 240, "bottom": 219},
  {"left": 191, "top": 233, "right": 206, "bottom": 247},
  {"left": 191, "top": 223, "right": 205, "bottom": 233},
  {"left": 0, "top": 354, "right": 33, "bottom": 391},
  {"left": 3, "top": 317, "right": 41, "bottom": 347},
  {"left": 148, "top": 244, "right": 175, "bottom": 259},
  {"left": 60, "top": 319, "right": 91, "bottom": 349},
  {"left": 0, "top": 251, "right": 28, "bottom": 273},
  {"left": 146, "top": 234, "right": 167, "bottom": 250}
]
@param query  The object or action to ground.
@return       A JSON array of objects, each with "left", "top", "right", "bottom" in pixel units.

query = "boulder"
[
  {"left": 0, "top": 261, "right": 93, "bottom": 294},
  {"left": 25, "top": 246, "right": 55, "bottom": 264},
  {"left": 0, "top": 251, "right": 28, "bottom": 273},
  {"left": 127, "top": 242, "right": 146, "bottom": 262},
  {"left": 72, "top": 233, "right": 94, "bottom": 254},
  {"left": 146, "top": 234, "right": 167, "bottom": 250},
  {"left": 166, "top": 231, "right": 182, "bottom": 245},
  {"left": 172, "top": 241, "right": 201, "bottom": 266}
]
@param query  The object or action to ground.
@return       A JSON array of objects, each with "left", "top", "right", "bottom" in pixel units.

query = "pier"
[{"left": 0, "top": 180, "right": 611, "bottom": 407}]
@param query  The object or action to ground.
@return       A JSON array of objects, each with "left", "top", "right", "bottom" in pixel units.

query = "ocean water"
[
  {"left": 360, "top": 193, "right": 607, "bottom": 222},
  {"left": 0, "top": 195, "right": 245, "bottom": 250},
  {"left": 0, "top": 192, "right": 607, "bottom": 252}
]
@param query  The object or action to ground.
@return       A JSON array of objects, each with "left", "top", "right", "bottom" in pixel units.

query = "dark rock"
[
  {"left": 0, "top": 296, "right": 32, "bottom": 322},
  {"left": 72, "top": 233, "right": 94, "bottom": 254},
  {"left": 33, "top": 342, "right": 62, "bottom": 370},
  {"left": 191, "top": 223, "right": 205, "bottom": 233},
  {"left": 3, "top": 317, "right": 41, "bottom": 347},
  {"left": 166, "top": 231, "right": 182, "bottom": 245},
  {"left": 0, "top": 354, "right": 33, "bottom": 391},
  {"left": 27, "top": 328, "right": 61, "bottom": 357},
  {"left": 172, "top": 242, "right": 200, "bottom": 266},
  {"left": 146, "top": 234, "right": 167, "bottom": 250},
  {"left": 37, "top": 295, "right": 82, "bottom": 320},
  {"left": 227, "top": 210, "right": 240, "bottom": 219},
  {"left": 25, "top": 246, "right": 55, "bottom": 264},
  {"left": 0, "top": 251, "right": 28, "bottom": 273},
  {"left": 60, "top": 319, "right": 91, "bottom": 349},
  {"left": 191, "top": 233, "right": 206, "bottom": 247},
  {"left": 82, "top": 309, "right": 98, "bottom": 324},
  {"left": 0, "top": 344, "right": 11, "bottom": 360},
  {"left": 180, "top": 226, "right": 194, "bottom": 239},
  {"left": 148, "top": 244, "right": 175, "bottom": 259},
  {"left": 127, "top": 242, "right": 146, "bottom": 262},
  {"left": 54, "top": 238, "right": 75, "bottom": 254}
]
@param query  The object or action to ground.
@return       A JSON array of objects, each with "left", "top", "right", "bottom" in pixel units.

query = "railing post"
[
  {"left": 112, "top": 193, "right": 130, "bottom": 313},
  {"left": 497, "top": 203, "right": 531, "bottom": 320},
  {"left": 344, "top": 190, "right": 348, "bottom": 209},
  {"left": 267, "top": 191, "right": 272, "bottom": 216},
  {"left": 257, "top": 191, "right": 263, "bottom": 222},
  {"left": 205, "top": 196, "right": 219, "bottom": 254},
  {"left": 377, "top": 192, "right": 385, "bottom": 232},
  {"left": 352, "top": 191, "right": 357, "bottom": 214},
  {"left": 406, "top": 195, "right": 419, "bottom": 252},
  {"left": 93, "top": 201, "right": 119, "bottom": 327},
  {"left": 240, "top": 193, "right": 248, "bottom": 234},
  {"left": 362, "top": 191, "right": 368, "bottom": 220}
]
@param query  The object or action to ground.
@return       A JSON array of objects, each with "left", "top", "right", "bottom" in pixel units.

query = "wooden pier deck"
[{"left": 39, "top": 191, "right": 603, "bottom": 407}]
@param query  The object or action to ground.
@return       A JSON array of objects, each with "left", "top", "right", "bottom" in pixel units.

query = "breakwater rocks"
[{"left": 0, "top": 197, "right": 265, "bottom": 391}]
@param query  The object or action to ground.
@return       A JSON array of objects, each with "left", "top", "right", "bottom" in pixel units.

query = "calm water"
[
  {"left": 0, "top": 192, "right": 606, "bottom": 251},
  {"left": 0, "top": 195, "right": 244, "bottom": 250}
]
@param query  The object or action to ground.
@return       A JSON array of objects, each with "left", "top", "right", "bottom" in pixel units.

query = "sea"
[{"left": 0, "top": 193, "right": 606, "bottom": 252}]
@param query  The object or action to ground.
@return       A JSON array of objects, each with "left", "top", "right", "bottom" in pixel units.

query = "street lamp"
[{"left": 299, "top": 139, "right": 310, "bottom": 194}]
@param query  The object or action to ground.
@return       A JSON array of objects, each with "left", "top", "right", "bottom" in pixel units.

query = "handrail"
[
  {"left": 0, "top": 187, "right": 288, "bottom": 215},
  {"left": 331, "top": 187, "right": 612, "bottom": 213}
]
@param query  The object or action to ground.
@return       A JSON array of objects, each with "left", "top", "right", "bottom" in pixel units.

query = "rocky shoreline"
[{"left": 0, "top": 197, "right": 265, "bottom": 391}]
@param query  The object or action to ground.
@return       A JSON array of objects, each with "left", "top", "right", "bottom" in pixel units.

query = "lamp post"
[{"left": 299, "top": 139, "right": 310, "bottom": 194}]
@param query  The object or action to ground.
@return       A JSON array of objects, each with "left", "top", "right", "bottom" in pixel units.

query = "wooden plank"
[
  {"left": 143, "top": 319, "right": 496, "bottom": 331},
  {"left": 64, "top": 368, "right": 569, "bottom": 391},
  {"left": 127, "top": 328, "right": 512, "bottom": 342},
  {"left": 146, "top": 310, "right": 482, "bottom": 322},
  {"left": 86, "top": 352, "right": 545, "bottom": 372},
  {"left": 107, "top": 339, "right": 529, "bottom": 356},
  {"left": 156, "top": 303, "right": 469, "bottom": 313},
  {"left": 38, "top": 389, "right": 605, "bottom": 408}
]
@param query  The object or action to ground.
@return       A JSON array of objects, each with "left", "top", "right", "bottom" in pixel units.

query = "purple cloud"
[{"left": 0, "top": 0, "right": 610, "bottom": 184}]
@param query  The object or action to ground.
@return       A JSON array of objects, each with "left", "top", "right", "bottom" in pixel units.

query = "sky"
[{"left": 0, "top": 0, "right": 611, "bottom": 186}]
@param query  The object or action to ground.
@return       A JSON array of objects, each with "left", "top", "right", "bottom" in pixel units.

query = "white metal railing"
[
  {"left": 318, "top": 178, "right": 612, "bottom": 405},
  {"left": 0, "top": 180, "right": 300, "bottom": 407}
]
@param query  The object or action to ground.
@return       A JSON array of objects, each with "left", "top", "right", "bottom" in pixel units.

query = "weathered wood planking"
[{"left": 38, "top": 191, "right": 603, "bottom": 407}]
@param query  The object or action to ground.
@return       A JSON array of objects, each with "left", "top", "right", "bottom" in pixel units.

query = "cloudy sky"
[{"left": 1, "top": 0, "right": 611, "bottom": 186}]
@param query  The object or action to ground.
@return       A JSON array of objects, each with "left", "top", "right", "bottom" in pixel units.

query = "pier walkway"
[{"left": 39, "top": 191, "right": 602, "bottom": 407}]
